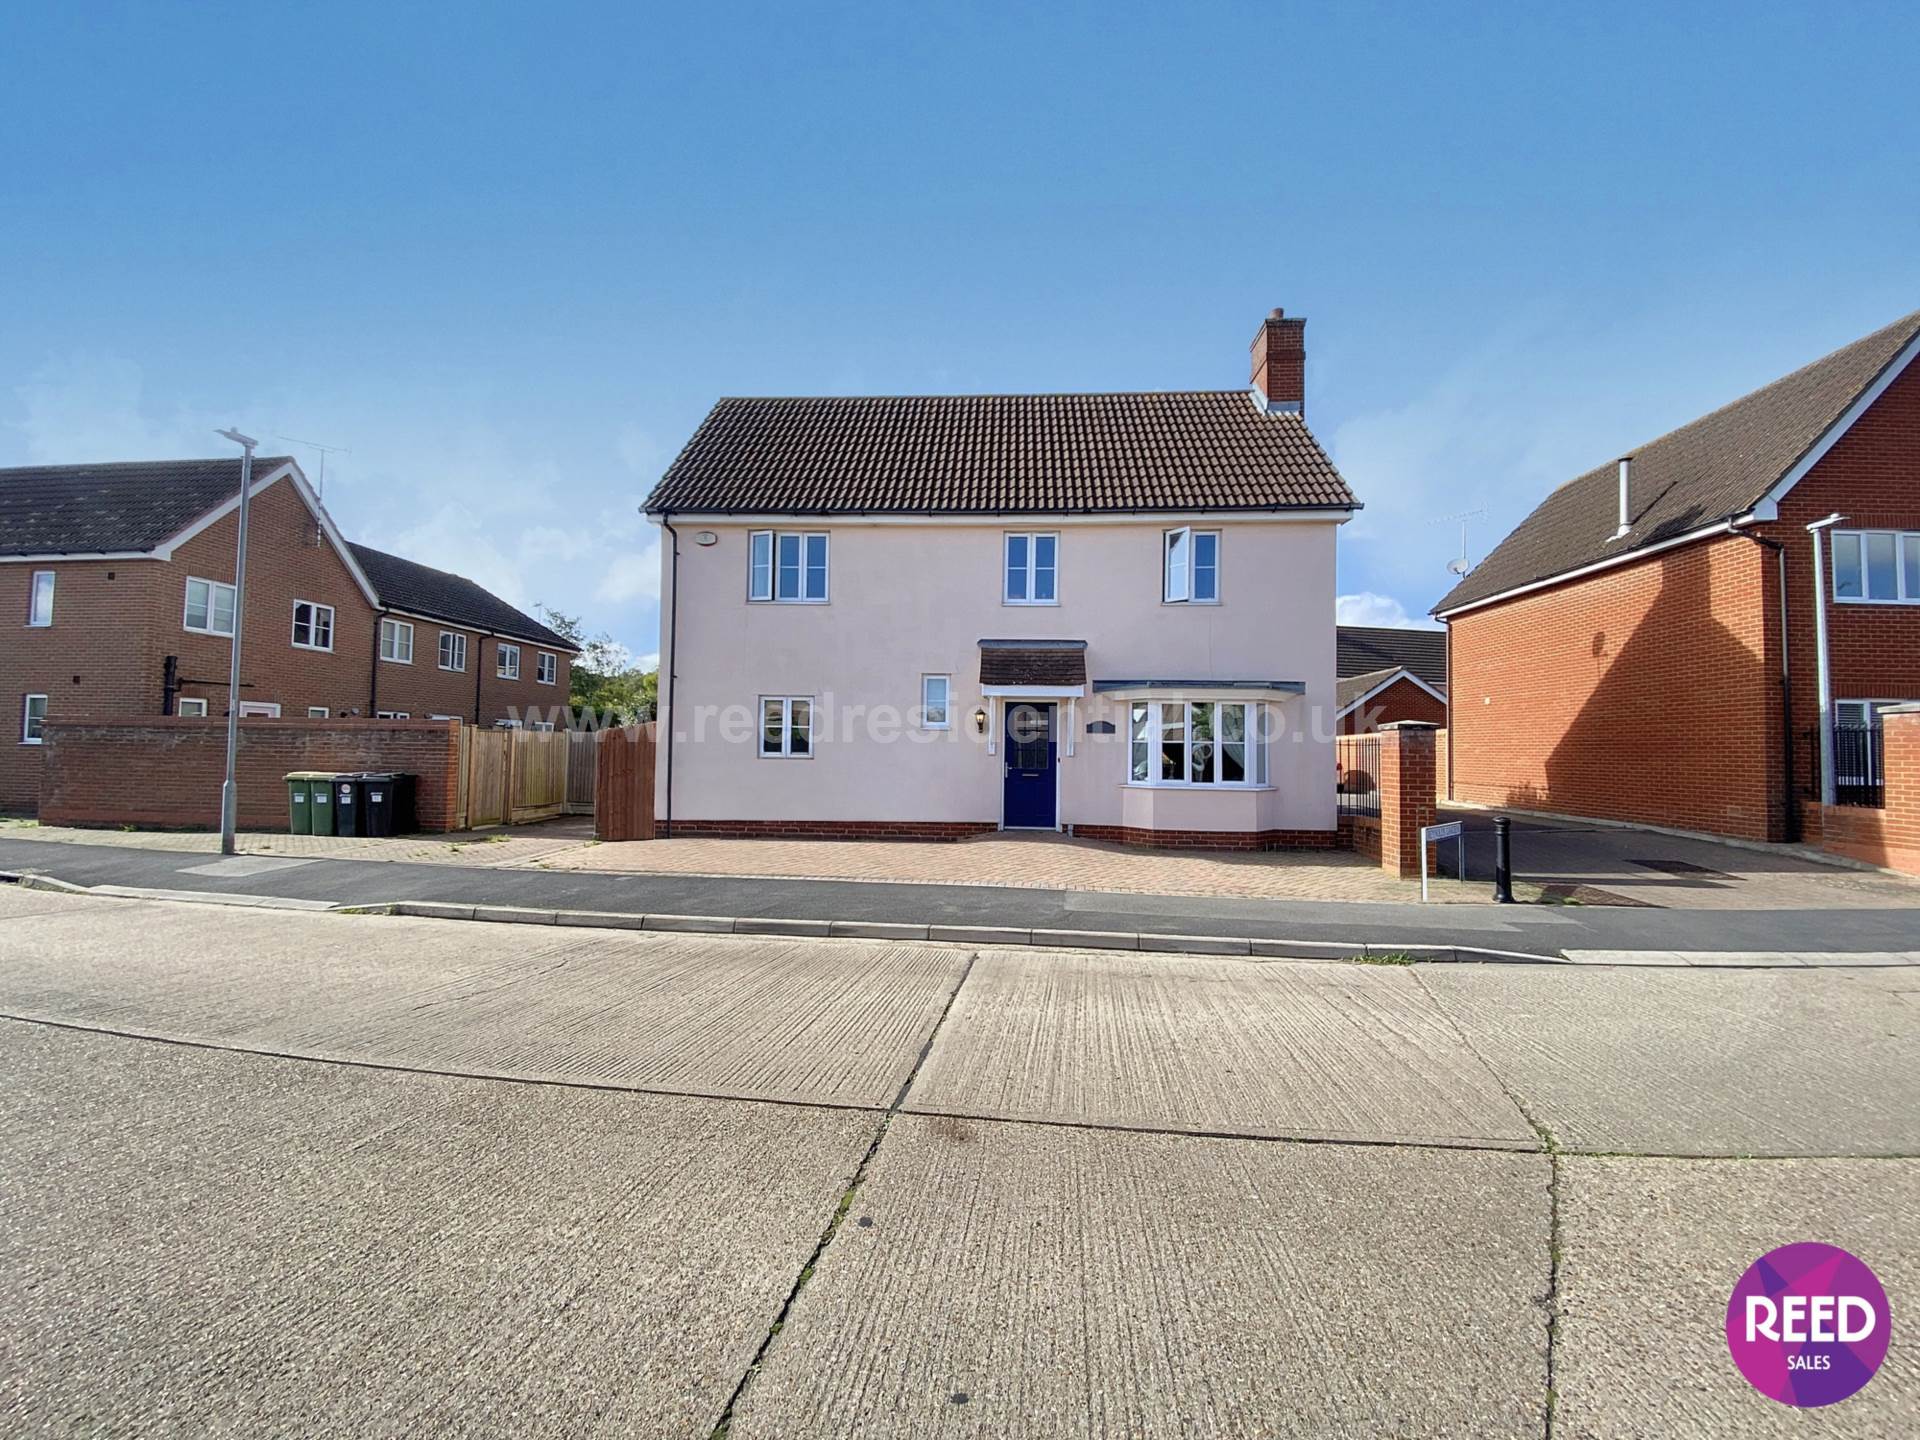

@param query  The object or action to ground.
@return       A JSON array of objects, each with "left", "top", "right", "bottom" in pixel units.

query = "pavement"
[
  {"left": 0, "top": 884, "right": 1914, "bottom": 1436},
  {"left": 4, "top": 829, "right": 1919, "bottom": 959}
]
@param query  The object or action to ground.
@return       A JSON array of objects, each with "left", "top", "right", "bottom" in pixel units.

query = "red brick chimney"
[{"left": 1250, "top": 307, "right": 1306, "bottom": 414}]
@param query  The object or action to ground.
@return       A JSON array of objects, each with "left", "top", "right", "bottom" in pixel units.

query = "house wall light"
[{"left": 971, "top": 707, "right": 989, "bottom": 736}]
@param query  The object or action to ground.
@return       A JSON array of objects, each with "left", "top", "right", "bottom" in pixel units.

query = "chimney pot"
[{"left": 1251, "top": 308, "right": 1306, "bottom": 414}]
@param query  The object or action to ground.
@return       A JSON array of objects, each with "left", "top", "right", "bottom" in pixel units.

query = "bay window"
[{"left": 1128, "top": 700, "right": 1268, "bottom": 786}]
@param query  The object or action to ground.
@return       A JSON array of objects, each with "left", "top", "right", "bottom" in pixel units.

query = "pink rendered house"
[{"left": 644, "top": 309, "right": 1362, "bottom": 850}]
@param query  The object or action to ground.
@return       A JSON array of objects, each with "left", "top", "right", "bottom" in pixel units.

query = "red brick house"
[
  {"left": 1435, "top": 307, "right": 1920, "bottom": 843},
  {"left": 1335, "top": 625, "right": 1448, "bottom": 734},
  {"left": 2, "top": 456, "right": 577, "bottom": 814}
]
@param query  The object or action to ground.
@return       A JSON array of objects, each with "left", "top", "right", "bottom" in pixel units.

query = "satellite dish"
[{"left": 1447, "top": 557, "right": 1472, "bottom": 576}]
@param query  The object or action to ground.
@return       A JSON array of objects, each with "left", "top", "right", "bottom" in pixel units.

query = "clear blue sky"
[{"left": 4, "top": 2, "right": 1916, "bottom": 657}]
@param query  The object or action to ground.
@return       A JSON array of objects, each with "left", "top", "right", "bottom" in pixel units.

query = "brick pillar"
[
  {"left": 1378, "top": 722, "right": 1439, "bottom": 879},
  {"left": 1876, "top": 706, "right": 1920, "bottom": 875}
]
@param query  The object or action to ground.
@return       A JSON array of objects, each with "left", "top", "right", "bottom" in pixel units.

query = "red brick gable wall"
[
  {"left": 1447, "top": 533, "right": 1780, "bottom": 839},
  {"left": 1338, "top": 675, "right": 1449, "bottom": 734}
]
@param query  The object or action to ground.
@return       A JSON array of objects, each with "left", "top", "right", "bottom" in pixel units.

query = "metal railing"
[
  {"left": 1831, "top": 724, "right": 1884, "bottom": 808},
  {"left": 1335, "top": 734, "right": 1382, "bottom": 818}
]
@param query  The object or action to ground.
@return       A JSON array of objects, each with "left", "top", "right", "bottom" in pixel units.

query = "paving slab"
[
  {"left": 0, "top": 901, "right": 967, "bottom": 1108},
  {"left": 1556, "top": 1155, "right": 1919, "bottom": 1437},
  {"left": 1418, "top": 965, "right": 1920, "bottom": 1155},
  {"left": 905, "top": 949, "right": 1537, "bottom": 1147},
  {"left": 731, "top": 1115, "right": 1550, "bottom": 1439},
  {"left": 0, "top": 1023, "right": 876, "bottom": 1438}
]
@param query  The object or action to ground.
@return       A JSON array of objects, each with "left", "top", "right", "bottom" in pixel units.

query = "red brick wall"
[
  {"left": 1250, "top": 310, "right": 1306, "bottom": 411},
  {"left": 1377, "top": 724, "right": 1439, "bottom": 877},
  {"left": 1755, "top": 357, "right": 1920, "bottom": 804},
  {"left": 1434, "top": 726, "right": 1450, "bottom": 802},
  {"left": 1816, "top": 708, "right": 1920, "bottom": 874},
  {"left": 0, "top": 557, "right": 153, "bottom": 813},
  {"left": 1447, "top": 534, "right": 1781, "bottom": 840},
  {"left": 1446, "top": 353, "right": 1920, "bottom": 843},
  {"left": 370, "top": 625, "right": 573, "bottom": 727},
  {"left": 39, "top": 717, "right": 464, "bottom": 832},
  {"left": 1339, "top": 675, "right": 1449, "bottom": 733}
]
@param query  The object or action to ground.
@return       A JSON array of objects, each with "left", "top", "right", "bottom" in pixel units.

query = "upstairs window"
[
  {"left": 380, "top": 618, "right": 414, "bottom": 663},
  {"left": 536, "top": 651, "right": 558, "bottom": 685},
  {"left": 1833, "top": 529, "right": 1920, "bottom": 603},
  {"left": 184, "top": 576, "right": 237, "bottom": 636},
  {"left": 27, "top": 571, "right": 54, "bottom": 627},
  {"left": 1164, "top": 528, "right": 1220, "bottom": 603},
  {"left": 760, "top": 696, "right": 813, "bottom": 757},
  {"left": 1127, "top": 700, "right": 1268, "bottom": 787},
  {"left": 439, "top": 631, "right": 467, "bottom": 672},
  {"left": 497, "top": 643, "right": 521, "bottom": 679},
  {"left": 749, "top": 531, "right": 829, "bottom": 602},
  {"left": 1004, "top": 533, "right": 1058, "bottom": 604},
  {"left": 291, "top": 600, "right": 334, "bottom": 651}
]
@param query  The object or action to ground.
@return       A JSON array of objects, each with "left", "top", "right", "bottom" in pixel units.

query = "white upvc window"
[
  {"left": 497, "top": 642, "right": 521, "bottom": 679},
  {"left": 1004, "top": 533, "right": 1058, "bottom": 604},
  {"left": 176, "top": 698, "right": 209, "bottom": 717},
  {"left": 1163, "top": 528, "right": 1221, "bottom": 603},
  {"left": 308, "top": 706, "right": 330, "bottom": 718},
  {"left": 536, "top": 651, "right": 558, "bottom": 685},
  {"left": 759, "top": 696, "right": 814, "bottom": 757},
  {"left": 291, "top": 600, "right": 334, "bottom": 651},
  {"left": 920, "top": 674, "right": 951, "bottom": 729},
  {"left": 380, "top": 618, "right": 414, "bottom": 663},
  {"left": 236, "top": 702, "right": 281, "bottom": 718},
  {"left": 1832, "top": 529, "right": 1920, "bottom": 604},
  {"left": 27, "top": 570, "right": 54, "bottom": 627},
  {"left": 184, "top": 576, "right": 237, "bottom": 636},
  {"left": 377, "top": 710, "right": 411, "bottom": 719},
  {"left": 1127, "top": 700, "right": 1269, "bottom": 787},
  {"left": 438, "top": 631, "right": 467, "bottom": 672},
  {"left": 21, "top": 694, "right": 48, "bottom": 744},
  {"left": 748, "top": 531, "right": 829, "bottom": 603},
  {"left": 1835, "top": 699, "right": 1917, "bottom": 727}
]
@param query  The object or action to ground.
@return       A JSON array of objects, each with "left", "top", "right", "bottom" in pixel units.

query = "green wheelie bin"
[{"left": 285, "top": 772, "right": 328, "bottom": 835}]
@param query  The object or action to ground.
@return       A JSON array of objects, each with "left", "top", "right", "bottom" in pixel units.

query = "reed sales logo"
[{"left": 1726, "top": 1243, "right": 1890, "bottom": 1407}]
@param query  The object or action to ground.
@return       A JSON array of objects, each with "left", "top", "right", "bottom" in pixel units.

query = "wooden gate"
[
  {"left": 456, "top": 726, "right": 570, "bottom": 828},
  {"left": 595, "top": 724, "right": 656, "bottom": 840},
  {"left": 565, "top": 730, "right": 597, "bottom": 814}
]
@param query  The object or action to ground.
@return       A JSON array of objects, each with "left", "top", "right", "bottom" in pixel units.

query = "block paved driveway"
[{"left": 0, "top": 884, "right": 1914, "bottom": 1437}]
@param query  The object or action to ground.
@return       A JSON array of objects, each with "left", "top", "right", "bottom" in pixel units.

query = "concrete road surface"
[{"left": 0, "top": 884, "right": 1913, "bottom": 1436}]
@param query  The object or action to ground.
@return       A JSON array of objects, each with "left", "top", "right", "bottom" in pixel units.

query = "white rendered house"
[{"left": 645, "top": 308, "right": 1360, "bottom": 848}]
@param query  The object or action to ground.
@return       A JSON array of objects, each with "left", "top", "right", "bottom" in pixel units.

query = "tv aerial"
[{"left": 1433, "top": 508, "right": 1484, "bottom": 578}]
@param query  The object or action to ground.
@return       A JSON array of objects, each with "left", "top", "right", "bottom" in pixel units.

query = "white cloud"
[
  {"left": 1336, "top": 592, "right": 1439, "bottom": 628},
  {"left": 595, "top": 537, "right": 663, "bottom": 605},
  {"left": 9, "top": 354, "right": 219, "bottom": 463}
]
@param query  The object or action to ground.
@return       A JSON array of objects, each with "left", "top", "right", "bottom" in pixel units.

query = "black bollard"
[{"left": 1493, "top": 815, "right": 1515, "bottom": 904}]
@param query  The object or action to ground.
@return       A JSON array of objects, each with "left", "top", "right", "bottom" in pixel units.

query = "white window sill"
[
  {"left": 382, "top": 657, "right": 413, "bottom": 665},
  {"left": 439, "top": 664, "right": 466, "bottom": 674},
  {"left": 292, "top": 643, "right": 334, "bottom": 653},
  {"left": 184, "top": 627, "right": 236, "bottom": 638},
  {"left": 1123, "top": 782, "right": 1274, "bottom": 792},
  {"left": 1834, "top": 596, "right": 1920, "bottom": 606},
  {"left": 749, "top": 598, "right": 830, "bottom": 606},
  {"left": 1161, "top": 599, "right": 1223, "bottom": 607},
  {"left": 1002, "top": 600, "right": 1060, "bottom": 607},
  {"left": 26, "top": 621, "right": 52, "bottom": 629}
]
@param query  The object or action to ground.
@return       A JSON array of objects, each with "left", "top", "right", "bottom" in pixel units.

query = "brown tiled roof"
[
  {"left": 645, "top": 392, "right": 1357, "bottom": 516},
  {"left": 0, "top": 456, "right": 296, "bottom": 555},
  {"left": 1436, "top": 308, "right": 1920, "bottom": 613},
  {"left": 979, "top": 639, "right": 1088, "bottom": 687},
  {"left": 1337, "top": 625, "right": 1447, "bottom": 687}
]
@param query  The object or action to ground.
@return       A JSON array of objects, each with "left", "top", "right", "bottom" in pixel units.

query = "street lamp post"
[{"left": 215, "top": 428, "right": 258, "bottom": 856}]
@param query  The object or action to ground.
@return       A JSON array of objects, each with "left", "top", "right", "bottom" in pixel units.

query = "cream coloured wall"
[{"left": 655, "top": 517, "right": 1340, "bottom": 833}]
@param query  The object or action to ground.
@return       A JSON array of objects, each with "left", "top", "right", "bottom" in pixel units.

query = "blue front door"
[{"left": 1002, "top": 702, "right": 1057, "bottom": 829}]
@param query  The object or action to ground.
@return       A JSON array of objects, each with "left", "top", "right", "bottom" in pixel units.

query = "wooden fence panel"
[
  {"left": 565, "top": 730, "right": 597, "bottom": 814},
  {"left": 595, "top": 724, "right": 656, "bottom": 841},
  {"left": 465, "top": 727, "right": 509, "bottom": 828},
  {"left": 508, "top": 730, "right": 568, "bottom": 824}
]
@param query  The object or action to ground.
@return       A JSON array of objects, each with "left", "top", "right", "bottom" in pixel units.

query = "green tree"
[{"left": 538, "top": 607, "right": 657, "bottom": 725}]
